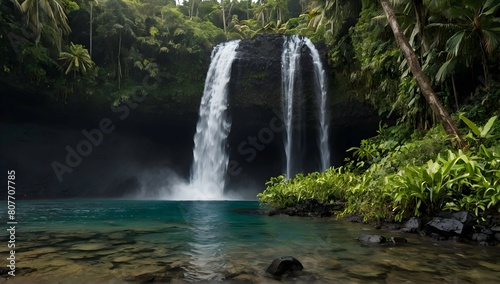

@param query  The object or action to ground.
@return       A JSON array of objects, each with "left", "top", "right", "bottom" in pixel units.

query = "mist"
[{"left": 1, "top": 120, "right": 262, "bottom": 200}]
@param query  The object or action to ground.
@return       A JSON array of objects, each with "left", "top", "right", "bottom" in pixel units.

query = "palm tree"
[
  {"left": 254, "top": 2, "right": 267, "bottom": 27},
  {"left": 18, "top": 0, "right": 71, "bottom": 49},
  {"left": 58, "top": 42, "right": 95, "bottom": 77},
  {"left": 435, "top": 0, "right": 500, "bottom": 88},
  {"left": 87, "top": 0, "right": 98, "bottom": 59},
  {"left": 308, "top": 0, "right": 337, "bottom": 32},
  {"left": 96, "top": 0, "right": 137, "bottom": 89}
]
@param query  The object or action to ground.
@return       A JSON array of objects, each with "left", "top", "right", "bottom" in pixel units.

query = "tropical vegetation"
[
  {"left": 1, "top": 0, "right": 499, "bottom": 221},
  {"left": 258, "top": 0, "right": 500, "bottom": 222},
  {"left": 259, "top": 115, "right": 500, "bottom": 222}
]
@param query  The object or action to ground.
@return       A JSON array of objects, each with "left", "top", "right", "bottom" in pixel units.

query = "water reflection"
[{"left": 179, "top": 201, "right": 229, "bottom": 281}]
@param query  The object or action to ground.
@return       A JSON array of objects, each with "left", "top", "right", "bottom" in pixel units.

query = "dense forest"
[{"left": 1, "top": 0, "right": 500, "bottom": 221}]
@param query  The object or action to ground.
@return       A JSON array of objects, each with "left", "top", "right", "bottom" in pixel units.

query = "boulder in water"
[
  {"left": 388, "top": 237, "right": 408, "bottom": 244},
  {"left": 265, "top": 256, "right": 303, "bottom": 277},
  {"left": 358, "top": 234, "right": 386, "bottom": 243}
]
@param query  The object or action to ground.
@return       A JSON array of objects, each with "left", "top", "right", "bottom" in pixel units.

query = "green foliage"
[
  {"left": 443, "top": 145, "right": 500, "bottom": 218},
  {"left": 389, "top": 150, "right": 465, "bottom": 220},
  {"left": 58, "top": 42, "right": 95, "bottom": 77},
  {"left": 259, "top": 116, "right": 500, "bottom": 222},
  {"left": 349, "top": 3, "right": 401, "bottom": 116},
  {"left": 257, "top": 168, "right": 356, "bottom": 209},
  {"left": 460, "top": 114, "right": 498, "bottom": 147}
]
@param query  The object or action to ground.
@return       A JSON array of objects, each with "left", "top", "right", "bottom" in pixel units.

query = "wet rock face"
[
  {"left": 425, "top": 217, "right": 464, "bottom": 236},
  {"left": 401, "top": 217, "right": 421, "bottom": 233},
  {"left": 230, "top": 34, "right": 378, "bottom": 125},
  {"left": 230, "top": 34, "right": 284, "bottom": 110},
  {"left": 229, "top": 34, "right": 333, "bottom": 118},
  {"left": 452, "top": 211, "right": 474, "bottom": 225}
]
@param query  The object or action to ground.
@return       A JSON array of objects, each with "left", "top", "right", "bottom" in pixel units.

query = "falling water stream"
[
  {"left": 189, "top": 40, "right": 240, "bottom": 199},
  {"left": 304, "top": 38, "right": 331, "bottom": 172},
  {"left": 281, "top": 35, "right": 303, "bottom": 178},
  {"left": 281, "top": 35, "right": 331, "bottom": 178}
]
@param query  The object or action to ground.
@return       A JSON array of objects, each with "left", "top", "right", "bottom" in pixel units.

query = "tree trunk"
[
  {"left": 221, "top": 0, "right": 227, "bottom": 34},
  {"left": 190, "top": 0, "right": 195, "bottom": 19},
  {"left": 380, "top": 0, "right": 464, "bottom": 148},
  {"left": 90, "top": 2, "right": 93, "bottom": 58},
  {"left": 246, "top": 0, "right": 249, "bottom": 20},
  {"left": 36, "top": 0, "right": 40, "bottom": 45},
  {"left": 117, "top": 32, "right": 122, "bottom": 90},
  {"left": 451, "top": 76, "right": 459, "bottom": 111}
]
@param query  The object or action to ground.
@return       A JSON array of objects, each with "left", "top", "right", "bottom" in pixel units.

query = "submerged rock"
[
  {"left": 70, "top": 243, "right": 109, "bottom": 251},
  {"left": 265, "top": 256, "right": 303, "bottom": 277},
  {"left": 495, "top": 233, "right": 500, "bottom": 242},
  {"left": 430, "top": 233, "right": 447, "bottom": 241},
  {"left": 124, "top": 266, "right": 185, "bottom": 283},
  {"left": 452, "top": 236, "right": 465, "bottom": 243},
  {"left": 358, "top": 234, "right": 386, "bottom": 243},
  {"left": 473, "top": 233, "right": 491, "bottom": 243},
  {"left": 388, "top": 237, "right": 408, "bottom": 244}
]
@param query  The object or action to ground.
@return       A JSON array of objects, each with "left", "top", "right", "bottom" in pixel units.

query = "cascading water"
[
  {"left": 281, "top": 35, "right": 303, "bottom": 179},
  {"left": 188, "top": 40, "right": 240, "bottom": 199},
  {"left": 304, "top": 38, "right": 331, "bottom": 172},
  {"left": 281, "top": 35, "right": 331, "bottom": 178}
]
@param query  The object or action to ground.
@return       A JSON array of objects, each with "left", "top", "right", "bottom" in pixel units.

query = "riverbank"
[{"left": 263, "top": 199, "right": 500, "bottom": 246}]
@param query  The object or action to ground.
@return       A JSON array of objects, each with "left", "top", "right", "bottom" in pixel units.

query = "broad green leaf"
[
  {"left": 483, "top": 1, "right": 500, "bottom": 15},
  {"left": 436, "top": 58, "right": 456, "bottom": 82},
  {"left": 480, "top": 116, "right": 498, "bottom": 137},
  {"left": 446, "top": 31, "right": 465, "bottom": 57},
  {"left": 460, "top": 114, "right": 481, "bottom": 136}
]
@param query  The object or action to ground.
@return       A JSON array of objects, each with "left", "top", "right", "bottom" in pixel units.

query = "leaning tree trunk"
[
  {"left": 90, "top": 2, "right": 93, "bottom": 58},
  {"left": 380, "top": 0, "right": 465, "bottom": 148}
]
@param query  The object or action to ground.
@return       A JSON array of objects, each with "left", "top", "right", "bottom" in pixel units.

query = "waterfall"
[
  {"left": 188, "top": 40, "right": 240, "bottom": 199},
  {"left": 281, "top": 35, "right": 303, "bottom": 179},
  {"left": 304, "top": 38, "right": 331, "bottom": 172},
  {"left": 281, "top": 35, "right": 330, "bottom": 178}
]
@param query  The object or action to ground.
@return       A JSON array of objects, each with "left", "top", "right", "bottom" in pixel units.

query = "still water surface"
[{"left": 1, "top": 200, "right": 500, "bottom": 283}]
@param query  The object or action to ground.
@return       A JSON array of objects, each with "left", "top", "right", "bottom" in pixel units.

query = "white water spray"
[{"left": 183, "top": 40, "right": 240, "bottom": 200}]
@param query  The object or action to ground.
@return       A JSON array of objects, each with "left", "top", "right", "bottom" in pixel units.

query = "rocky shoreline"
[{"left": 265, "top": 200, "right": 500, "bottom": 246}]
